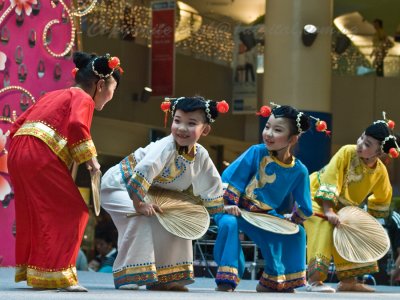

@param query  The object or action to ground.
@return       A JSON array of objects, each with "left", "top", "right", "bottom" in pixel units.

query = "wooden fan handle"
[
  {"left": 126, "top": 212, "right": 142, "bottom": 218},
  {"left": 313, "top": 212, "right": 328, "bottom": 220}
]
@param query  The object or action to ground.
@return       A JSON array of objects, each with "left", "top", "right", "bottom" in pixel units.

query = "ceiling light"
[
  {"left": 302, "top": 24, "right": 318, "bottom": 47},
  {"left": 140, "top": 87, "right": 152, "bottom": 102}
]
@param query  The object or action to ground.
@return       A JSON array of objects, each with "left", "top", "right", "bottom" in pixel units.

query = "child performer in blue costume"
[{"left": 214, "top": 104, "right": 329, "bottom": 293}]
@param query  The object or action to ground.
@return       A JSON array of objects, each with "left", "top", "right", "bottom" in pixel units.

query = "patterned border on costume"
[
  {"left": 368, "top": 207, "right": 389, "bottom": 218},
  {"left": 127, "top": 173, "right": 150, "bottom": 201},
  {"left": 155, "top": 264, "right": 194, "bottom": 284},
  {"left": 202, "top": 195, "right": 224, "bottom": 215},
  {"left": 259, "top": 270, "right": 306, "bottom": 291},
  {"left": 307, "top": 255, "right": 331, "bottom": 281},
  {"left": 119, "top": 155, "right": 151, "bottom": 202},
  {"left": 224, "top": 185, "right": 240, "bottom": 205},
  {"left": 70, "top": 139, "right": 97, "bottom": 164},
  {"left": 179, "top": 144, "right": 197, "bottom": 163},
  {"left": 215, "top": 266, "right": 240, "bottom": 289},
  {"left": 225, "top": 183, "right": 277, "bottom": 213},
  {"left": 336, "top": 263, "right": 379, "bottom": 280},
  {"left": 206, "top": 204, "right": 224, "bottom": 215},
  {"left": 368, "top": 202, "right": 390, "bottom": 218},
  {"left": 14, "top": 121, "right": 73, "bottom": 166},
  {"left": 154, "top": 157, "right": 187, "bottom": 184},
  {"left": 113, "top": 264, "right": 157, "bottom": 288},
  {"left": 15, "top": 265, "right": 27, "bottom": 282},
  {"left": 314, "top": 183, "right": 338, "bottom": 202},
  {"left": 239, "top": 196, "right": 273, "bottom": 213},
  {"left": 15, "top": 264, "right": 78, "bottom": 288}
]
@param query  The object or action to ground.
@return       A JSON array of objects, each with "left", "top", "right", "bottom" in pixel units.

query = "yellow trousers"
[{"left": 304, "top": 200, "right": 378, "bottom": 281}]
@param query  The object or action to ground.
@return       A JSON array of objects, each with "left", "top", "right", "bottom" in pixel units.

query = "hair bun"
[
  {"left": 73, "top": 51, "right": 96, "bottom": 69},
  {"left": 297, "top": 112, "right": 311, "bottom": 132}
]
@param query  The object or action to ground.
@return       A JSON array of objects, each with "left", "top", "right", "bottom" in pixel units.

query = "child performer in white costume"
[{"left": 100, "top": 96, "right": 229, "bottom": 291}]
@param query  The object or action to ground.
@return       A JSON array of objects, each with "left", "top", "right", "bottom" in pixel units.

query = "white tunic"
[{"left": 100, "top": 134, "right": 224, "bottom": 288}]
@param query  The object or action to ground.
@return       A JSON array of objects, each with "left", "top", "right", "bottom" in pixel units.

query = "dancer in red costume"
[{"left": 7, "top": 51, "right": 122, "bottom": 292}]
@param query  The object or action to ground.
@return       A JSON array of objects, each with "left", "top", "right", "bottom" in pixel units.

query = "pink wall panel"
[{"left": 0, "top": 0, "right": 75, "bottom": 266}]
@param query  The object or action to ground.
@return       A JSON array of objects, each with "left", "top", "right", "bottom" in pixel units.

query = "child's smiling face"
[{"left": 171, "top": 109, "right": 210, "bottom": 148}]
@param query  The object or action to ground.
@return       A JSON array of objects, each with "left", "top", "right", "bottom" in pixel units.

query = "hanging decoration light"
[{"left": 86, "top": 0, "right": 235, "bottom": 65}]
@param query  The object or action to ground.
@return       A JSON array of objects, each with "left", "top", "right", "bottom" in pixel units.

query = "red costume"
[{"left": 8, "top": 87, "right": 96, "bottom": 288}]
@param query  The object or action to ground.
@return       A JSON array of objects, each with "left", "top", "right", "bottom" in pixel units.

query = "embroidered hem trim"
[
  {"left": 368, "top": 208, "right": 389, "bottom": 218},
  {"left": 259, "top": 270, "right": 306, "bottom": 291},
  {"left": 240, "top": 196, "right": 273, "bottom": 213},
  {"left": 315, "top": 190, "right": 336, "bottom": 202},
  {"left": 113, "top": 264, "right": 157, "bottom": 288},
  {"left": 119, "top": 155, "right": 150, "bottom": 202},
  {"left": 156, "top": 269, "right": 194, "bottom": 284},
  {"left": 336, "top": 263, "right": 379, "bottom": 280},
  {"left": 308, "top": 256, "right": 331, "bottom": 281},
  {"left": 113, "top": 263, "right": 194, "bottom": 288},
  {"left": 70, "top": 139, "right": 97, "bottom": 164},
  {"left": 202, "top": 197, "right": 224, "bottom": 208},
  {"left": 224, "top": 186, "right": 240, "bottom": 205},
  {"left": 225, "top": 185, "right": 275, "bottom": 213},
  {"left": 215, "top": 266, "right": 240, "bottom": 288},
  {"left": 207, "top": 205, "right": 224, "bottom": 215},
  {"left": 15, "top": 265, "right": 78, "bottom": 288}
]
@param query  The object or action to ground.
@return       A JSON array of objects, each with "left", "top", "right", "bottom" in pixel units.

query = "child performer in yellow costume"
[{"left": 304, "top": 113, "right": 400, "bottom": 293}]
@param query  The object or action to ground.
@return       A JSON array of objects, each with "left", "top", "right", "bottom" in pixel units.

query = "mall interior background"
[{"left": 0, "top": 0, "right": 399, "bottom": 284}]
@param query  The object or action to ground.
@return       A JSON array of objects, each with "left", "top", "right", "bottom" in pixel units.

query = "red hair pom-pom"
[
  {"left": 389, "top": 148, "right": 399, "bottom": 158},
  {"left": 315, "top": 120, "right": 327, "bottom": 132},
  {"left": 216, "top": 100, "right": 229, "bottom": 113},
  {"left": 71, "top": 68, "right": 79, "bottom": 78},
  {"left": 256, "top": 105, "right": 272, "bottom": 117},
  {"left": 387, "top": 120, "right": 395, "bottom": 129},
  {"left": 161, "top": 99, "right": 171, "bottom": 128},
  {"left": 160, "top": 101, "right": 171, "bottom": 112},
  {"left": 108, "top": 57, "right": 120, "bottom": 69}
]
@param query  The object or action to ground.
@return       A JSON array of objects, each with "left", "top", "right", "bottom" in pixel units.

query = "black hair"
[
  {"left": 271, "top": 105, "right": 311, "bottom": 136},
  {"left": 95, "top": 229, "right": 114, "bottom": 245},
  {"left": 171, "top": 96, "right": 219, "bottom": 123},
  {"left": 73, "top": 51, "right": 121, "bottom": 89},
  {"left": 365, "top": 121, "right": 398, "bottom": 153},
  {"left": 374, "top": 19, "right": 383, "bottom": 28}
]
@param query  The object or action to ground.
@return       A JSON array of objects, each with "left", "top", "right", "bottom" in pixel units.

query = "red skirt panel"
[{"left": 8, "top": 136, "right": 89, "bottom": 288}]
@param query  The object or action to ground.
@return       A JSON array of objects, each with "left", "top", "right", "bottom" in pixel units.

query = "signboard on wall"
[
  {"left": 232, "top": 25, "right": 263, "bottom": 114},
  {"left": 151, "top": 0, "right": 175, "bottom": 96}
]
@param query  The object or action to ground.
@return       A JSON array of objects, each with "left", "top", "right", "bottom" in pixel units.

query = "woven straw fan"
[
  {"left": 240, "top": 209, "right": 299, "bottom": 235},
  {"left": 90, "top": 170, "right": 102, "bottom": 216},
  {"left": 315, "top": 206, "right": 390, "bottom": 263},
  {"left": 127, "top": 188, "right": 210, "bottom": 240}
]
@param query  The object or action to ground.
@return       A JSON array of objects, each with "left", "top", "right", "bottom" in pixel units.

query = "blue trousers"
[{"left": 214, "top": 213, "right": 307, "bottom": 291}]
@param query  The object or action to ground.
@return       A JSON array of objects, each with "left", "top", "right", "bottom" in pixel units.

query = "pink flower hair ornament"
[{"left": 10, "top": 0, "right": 38, "bottom": 16}]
